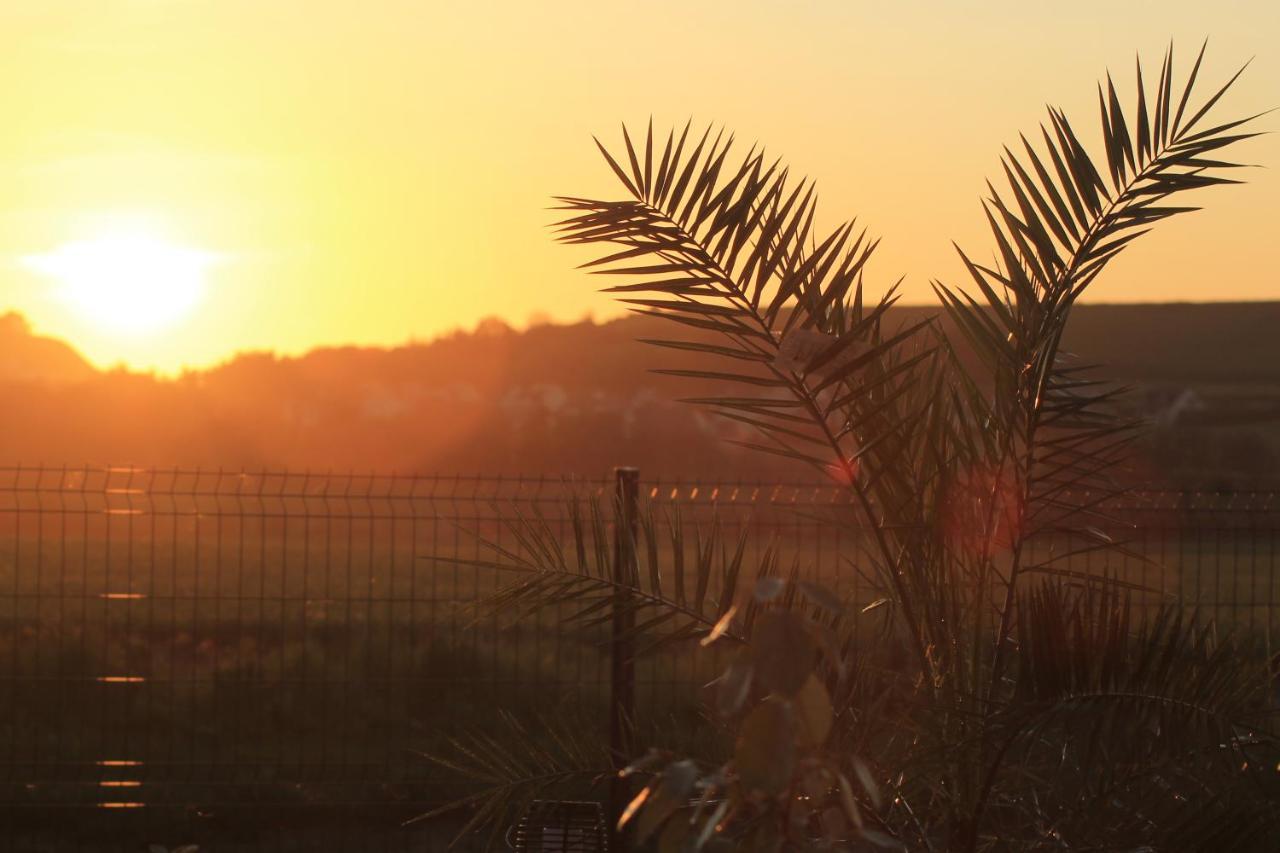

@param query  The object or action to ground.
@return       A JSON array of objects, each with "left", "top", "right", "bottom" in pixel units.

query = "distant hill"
[
  {"left": 1058, "top": 302, "right": 1280, "bottom": 385},
  {"left": 0, "top": 313, "right": 95, "bottom": 385},
  {"left": 0, "top": 303, "right": 1276, "bottom": 487}
]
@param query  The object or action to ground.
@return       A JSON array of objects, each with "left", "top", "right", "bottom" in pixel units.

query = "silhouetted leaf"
[
  {"left": 752, "top": 611, "right": 816, "bottom": 696},
  {"left": 754, "top": 576, "right": 786, "bottom": 602},
  {"left": 735, "top": 699, "right": 795, "bottom": 796},
  {"left": 634, "top": 760, "right": 698, "bottom": 843},
  {"left": 717, "top": 649, "right": 754, "bottom": 717},
  {"left": 702, "top": 605, "right": 737, "bottom": 647},
  {"left": 793, "top": 674, "right": 833, "bottom": 746},
  {"left": 796, "top": 580, "right": 842, "bottom": 614}
]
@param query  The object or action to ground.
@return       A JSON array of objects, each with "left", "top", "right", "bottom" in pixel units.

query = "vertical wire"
[
  {"left": 9, "top": 465, "right": 21, "bottom": 783},
  {"left": 232, "top": 471, "right": 246, "bottom": 804},
  {"left": 55, "top": 466, "right": 71, "bottom": 820},
  {"left": 299, "top": 470, "right": 311, "bottom": 783}
]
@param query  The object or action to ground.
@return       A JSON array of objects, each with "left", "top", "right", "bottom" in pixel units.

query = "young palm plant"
[{"left": 425, "top": 44, "right": 1279, "bottom": 851}]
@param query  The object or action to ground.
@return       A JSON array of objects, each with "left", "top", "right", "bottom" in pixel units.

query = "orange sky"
[{"left": 0, "top": 1, "right": 1276, "bottom": 373}]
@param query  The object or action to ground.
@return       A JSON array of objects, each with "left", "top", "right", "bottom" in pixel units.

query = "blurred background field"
[
  {"left": 0, "top": 468, "right": 1275, "bottom": 851},
  {"left": 2, "top": 303, "right": 1280, "bottom": 489}
]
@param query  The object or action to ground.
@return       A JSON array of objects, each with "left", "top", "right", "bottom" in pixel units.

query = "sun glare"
[{"left": 23, "top": 228, "right": 215, "bottom": 335}]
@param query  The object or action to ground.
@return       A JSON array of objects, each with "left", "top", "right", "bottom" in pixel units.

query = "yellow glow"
[
  {"left": 0, "top": 2, "right": 1275, "bottom": 372},
  {"left": 23, "top": 227, "right": 215, "bottom": 336}
]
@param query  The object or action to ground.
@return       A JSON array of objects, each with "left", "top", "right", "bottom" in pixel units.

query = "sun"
[{"left": 23, "top": 227, "right": 216, "bottom": 335}]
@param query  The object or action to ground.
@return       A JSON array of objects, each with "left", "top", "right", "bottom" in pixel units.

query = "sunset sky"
[{"left": 1, "top": 1, "right": 1276, "bottom": 373}]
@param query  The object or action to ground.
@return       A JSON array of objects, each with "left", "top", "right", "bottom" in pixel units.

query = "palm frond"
[
  {"left": 932, "top": 46, "right": 1263, "bottom": 698},
  {"left": 412, "top": 710, "right": 614, "bottom": 848},
  {"left": 965, "top": 580, "right": 1280, "bottom": 846},
  {"left": 942, "top": 44, "right": 1260, "bottom": 515},
  {"left": 557, "top": 122, "right": 938, "bottom": 509},
  {"left": 449, "top": 495, "right": 804, "bottom": 655}
]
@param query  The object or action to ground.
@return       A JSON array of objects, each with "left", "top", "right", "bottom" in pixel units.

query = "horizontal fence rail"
[{"left": 0, "top": 466, "right": 1276, "bottom": 852}]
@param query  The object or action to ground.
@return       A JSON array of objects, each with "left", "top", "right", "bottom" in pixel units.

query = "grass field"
[{"left": 0, "top": 491, "right": 1276, "bottom": 851}]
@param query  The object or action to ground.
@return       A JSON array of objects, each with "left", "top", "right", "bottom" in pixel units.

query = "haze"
[{"left": 1, "top": 1, "right": 1276, "bottom": 373}]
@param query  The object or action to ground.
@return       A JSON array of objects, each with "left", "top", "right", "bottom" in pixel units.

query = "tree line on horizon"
[{"left": 0, "top": 305, "right": 1276, "bottom": 486}]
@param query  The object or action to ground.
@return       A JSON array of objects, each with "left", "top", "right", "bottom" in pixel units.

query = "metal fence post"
[{"left": 609, "top": 466, "right": 640, "bottom": 849}]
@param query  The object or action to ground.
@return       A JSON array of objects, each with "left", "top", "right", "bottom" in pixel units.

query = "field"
[{"left": 0, "top": 473, "right": 1276, "bottom": 851}]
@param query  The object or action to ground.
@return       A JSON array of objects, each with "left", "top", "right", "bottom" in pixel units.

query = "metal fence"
[{"left": 0, "top": 466, "right": 1276, "bottom": 852}]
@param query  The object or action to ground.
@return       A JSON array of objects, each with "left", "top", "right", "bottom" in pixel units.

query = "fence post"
[{"left": 609, "top": 466, "right": 640, "bottom": 849}]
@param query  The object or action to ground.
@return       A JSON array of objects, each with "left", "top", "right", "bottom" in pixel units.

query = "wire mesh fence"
[{"left": 0, "top": 466, "right": 1276, "bottom": 851}]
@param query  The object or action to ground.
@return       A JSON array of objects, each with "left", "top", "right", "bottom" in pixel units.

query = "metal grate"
[{"left": 509, "top": 800, "right": 608, "bottom": 853}]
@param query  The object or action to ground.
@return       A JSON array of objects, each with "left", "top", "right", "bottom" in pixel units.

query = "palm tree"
[{"left": 426, "top": 44, "right": 1279, "bottom": 851}]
